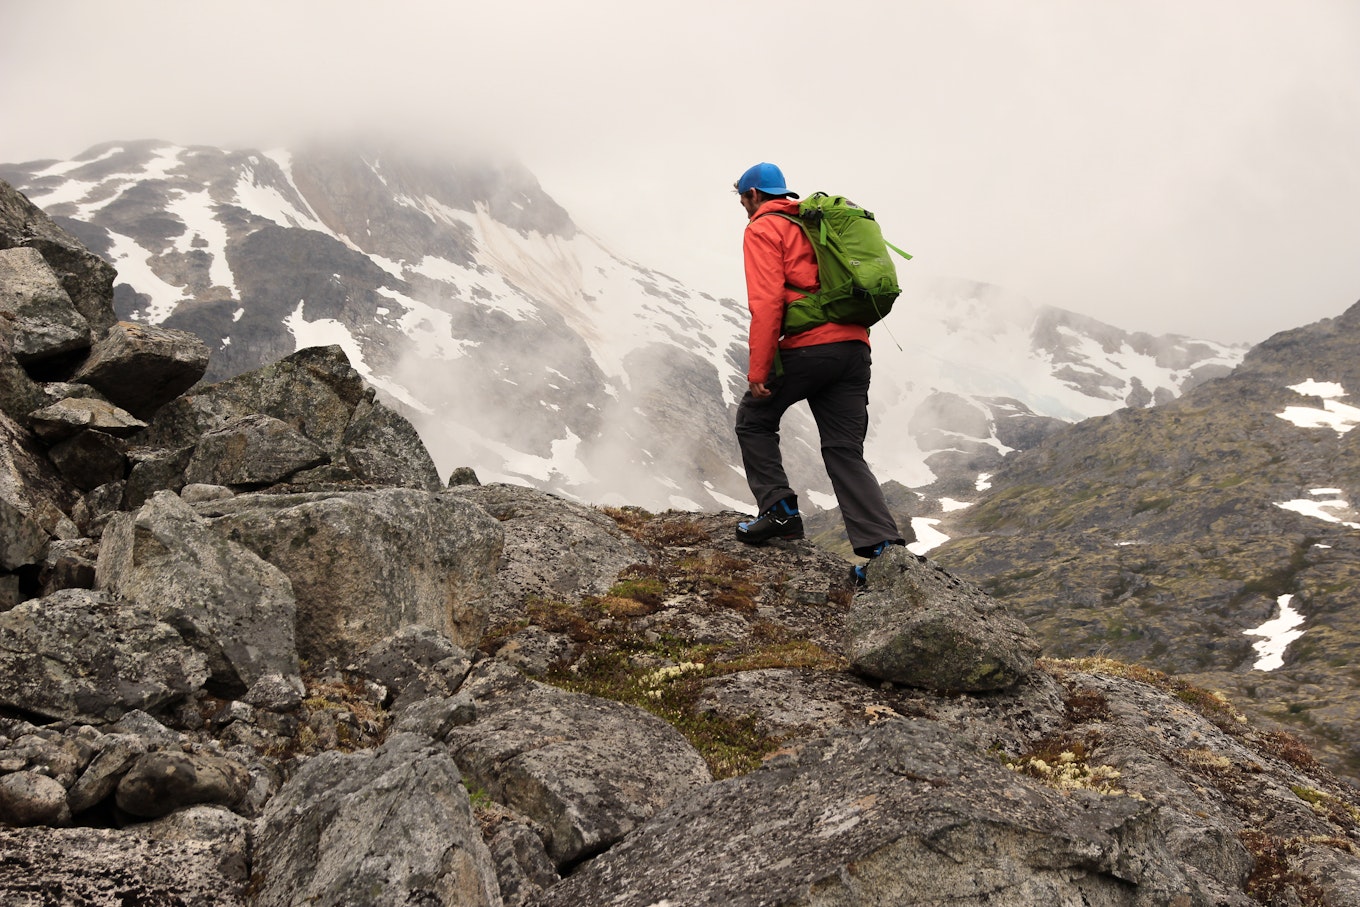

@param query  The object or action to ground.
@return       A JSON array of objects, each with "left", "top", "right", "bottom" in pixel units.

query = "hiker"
[{"left": 731, "top": 162, "right": 905, "bottom": 584}]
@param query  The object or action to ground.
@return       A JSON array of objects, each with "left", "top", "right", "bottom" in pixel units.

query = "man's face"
[{"left": 738, "top": 189, "right": 760, "bottom": 219}]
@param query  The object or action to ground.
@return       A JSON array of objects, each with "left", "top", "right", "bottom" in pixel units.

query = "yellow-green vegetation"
[
  {"left": 1178, "top": 748, "right": 1235, "bottom": 773},
  {"left": 1290, "top": 785, "right": 1360, "bottom": 829},
  {"left": 717, "top": 637, "right": 846, "bottom": 673},
  {"left": 1005, "top": 737, "right": 1130, "bottom": 797},
  {"left": 546, "top": 645, "right": 782, "bottom": 780},
  {"left": 462, "top": 777, "right": 492, "bottom": 809},
  {"left": 262, "top": 676, "right": 390, "bottom": 761},
  {"left": 607, "top": 576, "right": 665, "bottom": 607},
  {"left": 517, "top": 508, "right": 856, "bottom": 776}
]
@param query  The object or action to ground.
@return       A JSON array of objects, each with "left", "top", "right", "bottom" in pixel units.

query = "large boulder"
[
  {"left": 0, "top": 246, "right": 90, "bottom": 368},
  {"left": 0, "top": 407, "right": 78, "bottom": 553},
  {"left": 0, "top": 588, "right": 209, "bottom": 722},
  {"left": 97, "top": 491, "right": 300, "bottom": 696},
  {"left": 0, "top": 179, "right": 117, "bottom": 338},
  {"left": 533, "top": 719, "right": 1242, "bottom": 907},
  {"left": 141, "top": 344, "right": 439, "bottom": 490},
  {"left": 446, "top": 482, "right": 649, "bottom": 627},
  {"left": 196, "top": 487, "right": 502, "bottom": 662},
  {"left": 28, "top": 396, "right": 147, "bottom": 442},
  {"left": 444, "top": 660, "right": 713, "bottom": 868},
  {"left": 71, "top": 321, "right": 211, "bottom": 419},
  {"left": 0, "top": 496, "right": 48, "bottom": 573},
  {"left": 0, "top": 770, "right": 70, "bottom": 826},
  {"left": 46, "top": 428, "right": 127, "bottom": 492},
  {"left": 183, "top": 413, "right": 328, "bottom": 487},
  {"left": 847, "top": 547, "right": 1040, "bottom": 691},
  {"left": 252, "top": 732, "right": 502, "bottom": 907},
  {"left": 114, "top": 750, "right": 250, "bottom": 819},
  {"left": 0, "top": 329, "right": 44, "bottom": 422},
  {"left": 0, "top": 807, "right": 250, "bottom": 906}
]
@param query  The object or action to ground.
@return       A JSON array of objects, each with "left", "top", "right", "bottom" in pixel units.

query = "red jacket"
[{"left": 743, "top": 198, "right": 869, "bottom": 384}]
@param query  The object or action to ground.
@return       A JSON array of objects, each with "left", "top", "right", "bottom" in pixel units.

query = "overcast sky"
[{"left": 3, "top": 0, "right": 1358, "bottom": 345}]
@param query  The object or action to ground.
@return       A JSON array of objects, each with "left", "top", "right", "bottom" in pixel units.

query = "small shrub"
[
  {"left": 606, "top": 575, "right": 666, "bottom": 609},
  {"left": 1240, "top": 831, "right": 1329, "bottom": 907},
  {"left": 1260, "top": 730, "right": 1321, "bottom": 772}
]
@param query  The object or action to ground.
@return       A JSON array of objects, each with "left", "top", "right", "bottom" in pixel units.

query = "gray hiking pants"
[{"left": 735, "top": 340, "right": 903, "bottom": 557}]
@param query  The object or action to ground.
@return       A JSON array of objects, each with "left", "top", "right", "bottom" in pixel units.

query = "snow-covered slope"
[{"left": 1, "top": 141, "right": 1246, "bottom": 515}]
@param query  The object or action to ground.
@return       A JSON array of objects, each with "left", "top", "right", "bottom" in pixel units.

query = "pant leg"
[
  {"left": 735, "top": 387, "right": 796, "bottom": 512},
  {"left": 734, "top": 348, "right": 838, "bottom": 512},
  {"left": 803, "top": 343, "right": 902, "bottom": 554}
]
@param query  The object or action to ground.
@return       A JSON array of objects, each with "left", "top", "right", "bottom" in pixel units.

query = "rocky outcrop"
[
  {"left": 197, "top": 487, "right": 502, "bottom": 662},
  {"left": 0, "top": 179, "right": 116, "bottom": 338},
  {"left": 97, "top": 491, "right": 301, "bottom": 696},
  {"left": 534, "top": 720, "right": 1236, "bottom": 906},
  {"left": 253, "top": 732, "right": 502, "bottom": 907},
  {"left": 141, "top": 343, "right": 442, "bottom": 491},
  {"left": 848, "top": 546, "right": 1040, "bottom": 691},
  {"left": 445, "top": 660, "right": 713, "bottom": 868}
]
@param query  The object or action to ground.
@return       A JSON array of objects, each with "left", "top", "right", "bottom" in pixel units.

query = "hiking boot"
[
  {"left": 736, "top": 498, "right": 804, "bottom": 545},
  {"left": 851, "top": 540, "right": 906, "bottom": 587}
]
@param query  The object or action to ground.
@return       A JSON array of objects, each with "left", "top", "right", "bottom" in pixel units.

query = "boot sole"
[{"left": 736, "top": 530, "right": 805, "bottom": 545}]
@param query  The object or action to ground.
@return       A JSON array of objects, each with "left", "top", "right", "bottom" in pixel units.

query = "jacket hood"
[{"left": 749, "top": 197, "right": 801, "bottom": 222}]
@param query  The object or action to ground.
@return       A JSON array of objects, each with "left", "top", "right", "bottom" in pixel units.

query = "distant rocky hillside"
[
  {"left": 1, "top": 141, "right": 1245, "bottom": 525},
  {"left": 5, "top": 179, "right": 1360, "bottom": 905},
  {"left": 933, "top": 300, "right": 1360, "bottom": 779}
]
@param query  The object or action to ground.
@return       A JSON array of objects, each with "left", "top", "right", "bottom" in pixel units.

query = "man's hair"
[{"left": 742, "top": 188, "right": 792, "bottom": 203}]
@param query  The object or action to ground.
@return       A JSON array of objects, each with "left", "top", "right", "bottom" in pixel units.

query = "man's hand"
[{"left": 749, "top": 381, "right": 772, "bottom": 399}]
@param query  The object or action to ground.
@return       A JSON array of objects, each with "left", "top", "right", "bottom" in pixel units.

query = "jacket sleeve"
[{"left": 743, "top": 222, "right": 787, "bottom": 385}]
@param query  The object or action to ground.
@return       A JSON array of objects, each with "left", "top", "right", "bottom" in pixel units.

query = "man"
[{"left": 732, "top": 162, "right": 904, "bottom": 584}]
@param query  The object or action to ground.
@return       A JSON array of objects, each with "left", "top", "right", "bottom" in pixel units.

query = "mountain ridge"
[{"left": 1, "top": 140, "right": 1245, "bottom": 525}]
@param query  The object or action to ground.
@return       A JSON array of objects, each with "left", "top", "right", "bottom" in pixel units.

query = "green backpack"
[{"left": 765, "top": 192, "right": 913, "bottom": 334}]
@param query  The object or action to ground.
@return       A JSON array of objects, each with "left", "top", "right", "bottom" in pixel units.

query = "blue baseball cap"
[{"left": 735, "top": 162, "right": 798, "bottom": 198}]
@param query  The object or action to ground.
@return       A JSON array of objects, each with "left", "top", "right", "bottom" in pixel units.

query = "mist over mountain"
[{"left": 0, "top": 140, "right": 1246, "bottom": 525}]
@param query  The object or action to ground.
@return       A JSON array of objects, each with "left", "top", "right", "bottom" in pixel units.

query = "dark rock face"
[
  {"left": 936, "top": 299, "right": 1360, "bottom": 778},
  {"left": 72, "top": 320, "right": 210, "bottom": 418}
]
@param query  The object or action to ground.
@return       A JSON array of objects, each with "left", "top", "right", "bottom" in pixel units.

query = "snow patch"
[
  {"left": 105, "top": 232, "right": 187, "bottom": 323},
  {"left": 1275, "top": 490, "right": 1360, "bottom": 530},
  {"left": 1277, "top": 380, "right": 1360, "bottom": 434},
  {"left": 166, "top": 189, "right": 237, "bottom": 297},
  {"left": 908, "top": 518, "right": 949, "bottom": 555},
  {"left": 806, "top": 490, "right": 837, "bottom": 511},
  {"left": 1243, "top": 594, "right": 1305, "bottom": 671},
  {"left": 282, "top": 300, "right": 430, "bottom": 413}
]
